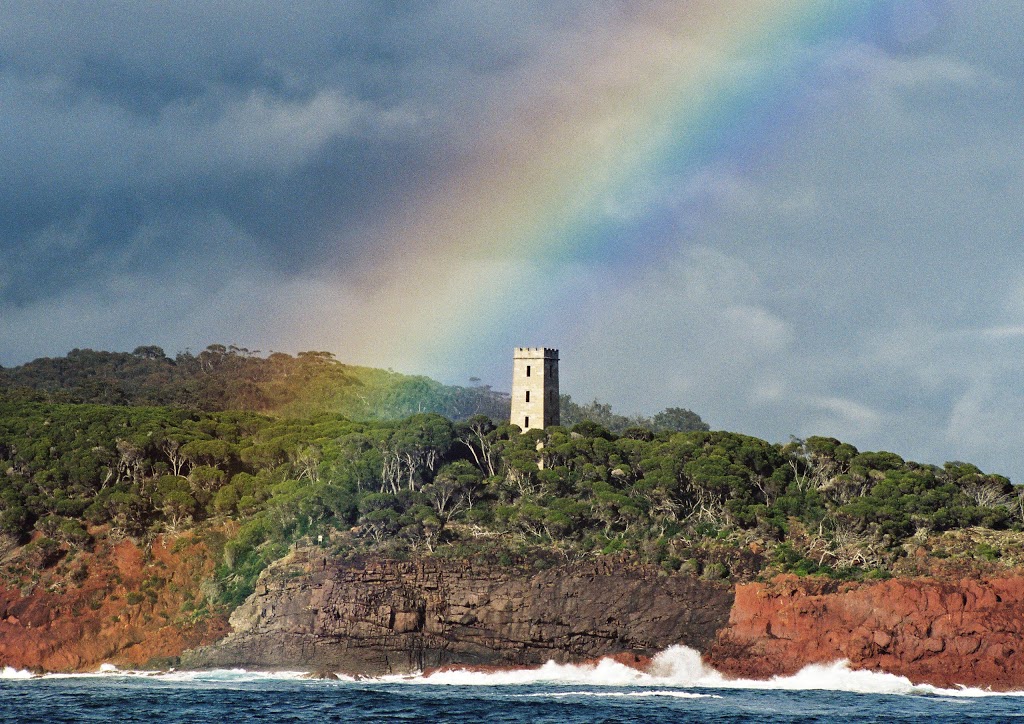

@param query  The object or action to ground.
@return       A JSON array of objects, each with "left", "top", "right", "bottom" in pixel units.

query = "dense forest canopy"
[{"left": 0, "top": 346, "right": 1017, "bottom": 612}]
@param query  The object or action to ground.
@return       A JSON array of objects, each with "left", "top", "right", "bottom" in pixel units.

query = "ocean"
[{"left": 1, "top": 646, "right": 1022, "bottom": 723}]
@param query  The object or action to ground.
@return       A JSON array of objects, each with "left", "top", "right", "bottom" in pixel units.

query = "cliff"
[
  {"left": 707, "top": 574, "right": 1024, "bottom": 690},
  {"left": 8, "top": 536, "right": 1024, "bottom": 690},
  {"left": 181, "top": 550, "right": 734, "bottom": 674},
  {"left": 183, "top": 552, "right": 1024, "bottom": 689}
]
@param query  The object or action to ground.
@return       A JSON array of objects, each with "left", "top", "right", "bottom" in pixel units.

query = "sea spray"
[
  {"left": 1, "top": 666, "right": 34, "bottom": 679},
  {"left": 6, "top": 647, "right": 1024, "bottom": 698},
  {"left": 399, "top": 645, "right": 1024, "bottom": 698},
  {"left": 409, "top": 656, "right": 653, "bottom": 687}
]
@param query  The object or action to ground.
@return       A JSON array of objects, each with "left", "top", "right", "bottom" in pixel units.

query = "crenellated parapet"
[{"left": 513, "top": 347, "right": 559, "bottom": 359}]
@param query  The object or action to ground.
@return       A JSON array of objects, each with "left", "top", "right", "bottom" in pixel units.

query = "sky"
[{"left": 2, "top": 1, "right": 1024, "bottom": 480}]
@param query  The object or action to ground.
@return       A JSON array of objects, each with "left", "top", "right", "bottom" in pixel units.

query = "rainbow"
[{"left": 314, "top": 1, "right": 876, "bottom": 374}]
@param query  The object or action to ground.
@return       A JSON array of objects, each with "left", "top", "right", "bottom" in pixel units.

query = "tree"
[
  {"left": 161, "top": 490, "right": 197, "bottom": 530},
  {"left": 161, "top": 438, "right": 189, "bottom": 477},
  {"left": 180, "top": 439, "right": 234, "bottom": 470},
  {"left": 115, "top": 439, "right": 148, "bottom": 486},
  {"left": 290, "top": 445, "right": 322, "bottom": 484},
  {"left": 651, "top": 407, "right": 709, "bottom": 433},
  {"left": 377, "top": 414, "right": 454, "bottom": 493},
  {"left": 457, "top": 415, "right": 500, "bottom": 477},
  {"left": 423, "top": 461, "right": 482, "bottom": 524},
  {"left": 132, "top": 346, "right": 167, "bottom": 361}
]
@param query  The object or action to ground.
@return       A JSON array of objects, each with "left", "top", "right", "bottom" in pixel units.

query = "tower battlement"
[
  {"left": 513, "top": 347, "right": 559, "bottom": 359},
  {"left": 510, "top": 346, "right": 559, "bottom": 431}
]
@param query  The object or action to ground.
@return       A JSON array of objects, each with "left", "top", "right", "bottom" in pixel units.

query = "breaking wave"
[
  {"left": 393, "top": 645, "right": 1024, "bottom": 698},
  {"left": 1, "top": 666, "right": 35, "bottom": 679},
  {"left": 4, "top": 646, "right": 1024, "bottom": 697}
]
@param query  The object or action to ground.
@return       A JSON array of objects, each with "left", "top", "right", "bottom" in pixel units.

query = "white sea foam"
[
  {"left": 5, "top": 646, "right": 1024, "bottom": 697},
  {"left": 520, "top": 690, "right": 720, "bottom": 699},
  {"left": 386, "top": 645, "right": 1024, "bottom": 698},
  {"left": 36, "top": 663, "right": 150, "bottom": 679},
  {"left": 12, "top": 666, "right": 312, "bottom": 682},
  {"left": 404, "top": 656, "right": 657, "bottom": 687},
  {"left": 1, "top": 666, "right": 35, "bottom": 679},
  {"left": 151, "top": 668, "right": 313, "bottom": 683}
]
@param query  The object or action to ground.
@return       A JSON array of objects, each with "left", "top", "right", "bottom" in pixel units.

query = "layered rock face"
[
  {"left": 184, "top": 554, "right": 1024, "bottom": 689},
  {"left": 707, "top": 575, "right": 1024, "bottom": 690},
  {"left": 182, "top": 551, "right": 734, "bottom": 675}
]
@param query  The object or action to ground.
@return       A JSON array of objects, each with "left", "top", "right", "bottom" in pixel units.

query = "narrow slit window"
[
  {"left": 525, "top": 390, "right": 530, "bottom": 402},
  {"left": 524, "top": 416, "right": 530, "bottom": 428},
  {"left": 526, "top": 365, "right": 531, "bottom": 377}
]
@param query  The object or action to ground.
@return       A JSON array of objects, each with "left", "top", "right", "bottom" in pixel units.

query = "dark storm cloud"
[{"left": 0, "top": 1, "right": 595, "bottom": 308}]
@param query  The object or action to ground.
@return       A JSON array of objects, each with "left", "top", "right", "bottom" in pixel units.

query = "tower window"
[
  {"left": 525, "top": 390, "right": 530, "bottom": 402},
  {"left": 524, "top": 416, "right": 530, "bottom": 428},
  {"left": 526, "top": 365, "right": 531, "bottom": 377}
]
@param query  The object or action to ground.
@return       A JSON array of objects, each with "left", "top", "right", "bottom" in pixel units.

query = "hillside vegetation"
[
  {"left": 0, "top": 345, "right": 510, "bottom": 421},
  {"left": 0, "top": 346, "right": 1017, "bottom": 618}
]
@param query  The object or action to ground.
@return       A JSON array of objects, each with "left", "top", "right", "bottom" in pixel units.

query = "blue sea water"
[
  {"left": 2, "top": 675, "right": 1023, "bottom": 724},
  {"left": 2, "top": 648, "right": 1023, "bottom": 723}
]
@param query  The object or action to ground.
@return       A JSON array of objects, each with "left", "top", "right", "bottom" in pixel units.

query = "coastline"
[{"left": 7, "top": 545, "right": 1024, "bottom": 691}]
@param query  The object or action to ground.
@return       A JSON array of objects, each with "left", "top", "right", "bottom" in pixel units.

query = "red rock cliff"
[
  {"left": 0, "top": 535, "right": 227, "bottom": 672},
  {"left": 706, "top": 574, "right": 1024, "bottom": 690}
]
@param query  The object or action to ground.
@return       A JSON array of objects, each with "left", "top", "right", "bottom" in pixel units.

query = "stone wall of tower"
[{"left": 510, "top": 347, "right": 559, "bottom": 431}]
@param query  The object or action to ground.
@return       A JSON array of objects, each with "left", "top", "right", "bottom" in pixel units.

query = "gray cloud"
[{"left": 562, "top": 24, "right": 1024, "bottom": 479}]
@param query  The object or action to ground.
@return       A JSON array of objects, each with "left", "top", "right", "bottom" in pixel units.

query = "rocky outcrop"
[
  {"left": 184, "top": 552, "right": 1024, "bottom": 689},
  {"left": 182, "top": 551, "right": 734, "bottom": 675},
  {"left": 707, "top": 575, "right": 1024, "bottom": 690}
]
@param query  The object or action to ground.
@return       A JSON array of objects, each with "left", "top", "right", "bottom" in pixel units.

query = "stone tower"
[{"left": 510, "top": 347, "right": 559, "bottom": 431}]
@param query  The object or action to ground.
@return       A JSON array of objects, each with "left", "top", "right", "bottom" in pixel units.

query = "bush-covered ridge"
[
  {"left": 0, "top": 394, "right": 1018, "bottom": 608},
  {"left": 0, "top": 345, "right": 511, "bottom": 421},
  {"left": 0, "top": 346, "right": 709, "bottom": 436}
]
